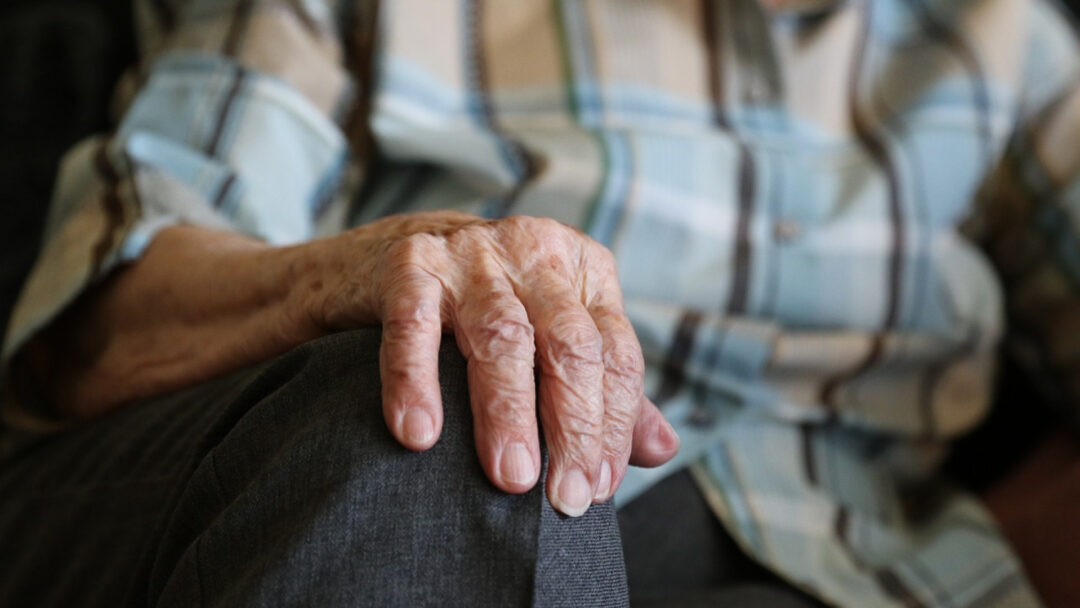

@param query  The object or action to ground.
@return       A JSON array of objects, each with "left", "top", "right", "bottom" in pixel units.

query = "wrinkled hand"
[{"left": 309, "top": 212, "right": 679, "bottom": 516}]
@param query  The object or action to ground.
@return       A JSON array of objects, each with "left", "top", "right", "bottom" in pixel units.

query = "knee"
[
  {"left": 206, "top": 328, "right": 477, "bottom": 504},
  {"left": 154, "top": 329, "right": 628, "bottom": 606}
]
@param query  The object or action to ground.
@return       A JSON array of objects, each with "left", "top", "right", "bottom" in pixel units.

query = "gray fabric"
[
  {"left": 619, "top": 470, "right": 825, "bottom": 608},
  {"left": 620, "top": 469, "right": 770, "bottom": 592},
  {"left": 534, "top": 484, "right": 627, "bottom": 607},
  {"left": 0, "top": 329, "right": 628, "bottom": 607},
  {"left": 629, "top": 584, "right": 829, "bottom": 608}
]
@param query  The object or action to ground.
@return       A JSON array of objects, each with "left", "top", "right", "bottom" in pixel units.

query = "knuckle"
[
  {"left": 382, "top": 246, "right": 440, "bottom": 296},
  {"left": 602, "top": 407, "right": 638, "bottom": 450},
  {"left": 463, "top": 250, "right": 505, "bottom": 282},
  {"left": 456, "top": 222, "right": 487, "bottom": 242},
  {"left": 604, "top": 338, "right": 645, "bottom": 386},
  {"left": 589, "top": 241, "right": 617, "bottom": 268},
  {"left": 383, "top": 300, "right": 441, "bottom": 337},
  {"left": 457, "top": 273, "right": 535, "bottom": 362},
  {"left": 535, "top": 216, "right": 568, "bottom": 236},
  {"left": 510, "top": 215, "right": 552, "bottom": 231},
  {"left": 503, "top": 216, "right": 571, "bottom": 243},
  {"left": 445, "top": 223, "right": 492, "bottom": 252},
  {"left": 388, "top": 232, "right": 441, "bottom": 266},
  {"left": 500, "top": 215, "right": 533, "bottom": 233},
  {"left": 471, "top": 315, "right": 536, "bottom": 361},
  {"left": 547, "top": 406, "right": 603, "bottom": 449},
  {"left": 381, "top": 356, "right": 424, "bottom": 387},
  {"left": 539, "top": 384, "right": 605, "bottom": 461},
  {"left": 379, "top": 348, "right": 434, "bottom": 394},
  {"left": 542, "top": 319, "right": 603, "bottom": 368},
  {"left": 478, "top": 394, "right": 536, "bottom": 430},
  {"left": 554, "top": 433, "right": 603, "bottom": 470}
]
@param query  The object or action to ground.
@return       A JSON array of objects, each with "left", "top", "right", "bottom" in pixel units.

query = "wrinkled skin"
[
  {"left": 311, "top": 212, "right": 679, "bottom": 515},
  {"left": 24, "top": 212, "right": 678, "bottom": 517}
]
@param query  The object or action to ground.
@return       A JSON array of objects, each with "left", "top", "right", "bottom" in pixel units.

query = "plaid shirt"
[{"left": 6, "top": 0, "right": 1080, "bottom": 605}]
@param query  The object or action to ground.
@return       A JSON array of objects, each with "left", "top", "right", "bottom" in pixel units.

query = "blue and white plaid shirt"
[{"left": 6, "top": 0, "right": 1080, "bottom": 605}]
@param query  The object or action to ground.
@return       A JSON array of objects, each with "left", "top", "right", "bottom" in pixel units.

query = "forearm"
[
  {"left": 16, "top": 224, "right": 339, "bottom": 419},
  {"left": 12, "top": 212, "right": 677, "bottom": 514}
]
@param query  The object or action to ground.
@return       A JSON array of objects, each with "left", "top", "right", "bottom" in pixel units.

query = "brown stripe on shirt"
[
  {"left": 910, "top": 0, "right": 993, "bottom": 166},
  {"left": 834, "top": 505, "right": 853, "bottom": 554},
  {"left": 210, "top": 172, "right": 239, "bottom": 209},
  {"left": 652, "top": 310, "right": 705, "bottom": 405},
  {"left": 838, "top": 503, "right": 928, "bottom": 607},
  {"left": 726, "top": 147, "right": 757, "bottom": 316},
  {"left": 700, "top": 0, "right": 731, "bottom": 129},
  {"left": 875, "top": 569, "right": 927, "bottom": 608},
  {"left": 465, "top": 0, "right": 537, "bottom": 218},
  {"left": 702, "top": 0, "right": 757, "bottom": 317},
  {"left": 833, "top": 505, "right": 926, "bottom": 608},
  {"left": 821, "top": 0, "right": 904, "bottom": 410},
  {"left": 90, "top": 144, "right": 129, "bottom": 277},
  {"left": 205, "top": 65, "right": 248, "bottom": 157},
  {"left": 285, "top": 0, "right": 321, "bottom": 38},
  {"left": 834, "top": 505, "right": 870, "bottom": 571},
  {"left": 222, "top": 0, "right": 255, "bottom": 58},
  {"left": 342, "top": 0, "right": 382, "bottom": 165}
]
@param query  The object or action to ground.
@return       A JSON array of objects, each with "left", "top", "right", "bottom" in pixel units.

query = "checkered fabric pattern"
[{"left": 6, "top": 1, "right": 1080, "bottom": 605}]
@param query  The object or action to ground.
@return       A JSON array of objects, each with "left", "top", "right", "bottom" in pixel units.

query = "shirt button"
[{"left": 773, "top": 219, "right": 802, "bottom": 242}]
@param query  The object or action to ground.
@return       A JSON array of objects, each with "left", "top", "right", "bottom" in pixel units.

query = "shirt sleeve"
[
  {"left": 1, "top": 0, "right": 359, "bottom": 430},
  {"left": 971, "top": 0, "right": 1080, "bottom": 428}
]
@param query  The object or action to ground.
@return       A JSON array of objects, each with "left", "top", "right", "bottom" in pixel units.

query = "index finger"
[{"left": 378, "top": 241, "right": 447, "bottom": 451}]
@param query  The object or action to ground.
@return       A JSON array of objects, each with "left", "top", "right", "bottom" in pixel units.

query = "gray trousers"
[
  {"left": 0, "top": 330, "right": 626, "bottom": 607},
  {"left": 0, "top": 329, "right": 820, "bottom": 607}
]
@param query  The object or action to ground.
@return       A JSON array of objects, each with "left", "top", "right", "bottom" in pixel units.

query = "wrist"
[{"left": 275, "top": 231, "right": 382, "bottom": 341}]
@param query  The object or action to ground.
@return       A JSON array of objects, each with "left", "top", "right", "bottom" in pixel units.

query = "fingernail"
[
  {"left": 553, "top": 469, "right": 592, "bottom": 517},
  {"left": 402, "top": 408, "right": 435, "bottom": 446},
  {"left": 656, "top": 418, "right": 680, "bottom": 452},
  {"left": 594, "top": 461, "right": 613, "bottom": 502},
  {"left": 500, "top": 442, "right": 537, "bottom": 486}
]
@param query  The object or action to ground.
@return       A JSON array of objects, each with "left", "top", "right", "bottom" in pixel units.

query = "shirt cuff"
[{"left": 1, "top": 52, "right": 348, "bottom": 431}]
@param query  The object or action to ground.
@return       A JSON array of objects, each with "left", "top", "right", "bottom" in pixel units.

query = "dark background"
[{"left": 0, "top": 0, "right": 1078, "bottom": 490}]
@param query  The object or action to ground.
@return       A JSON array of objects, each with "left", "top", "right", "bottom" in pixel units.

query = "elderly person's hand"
[
  {"left": 309, "top": 212, "right": 679, "bottom": 514},
  {"left": 19, "top": 212, "right": 678, "bottom": 516}
]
